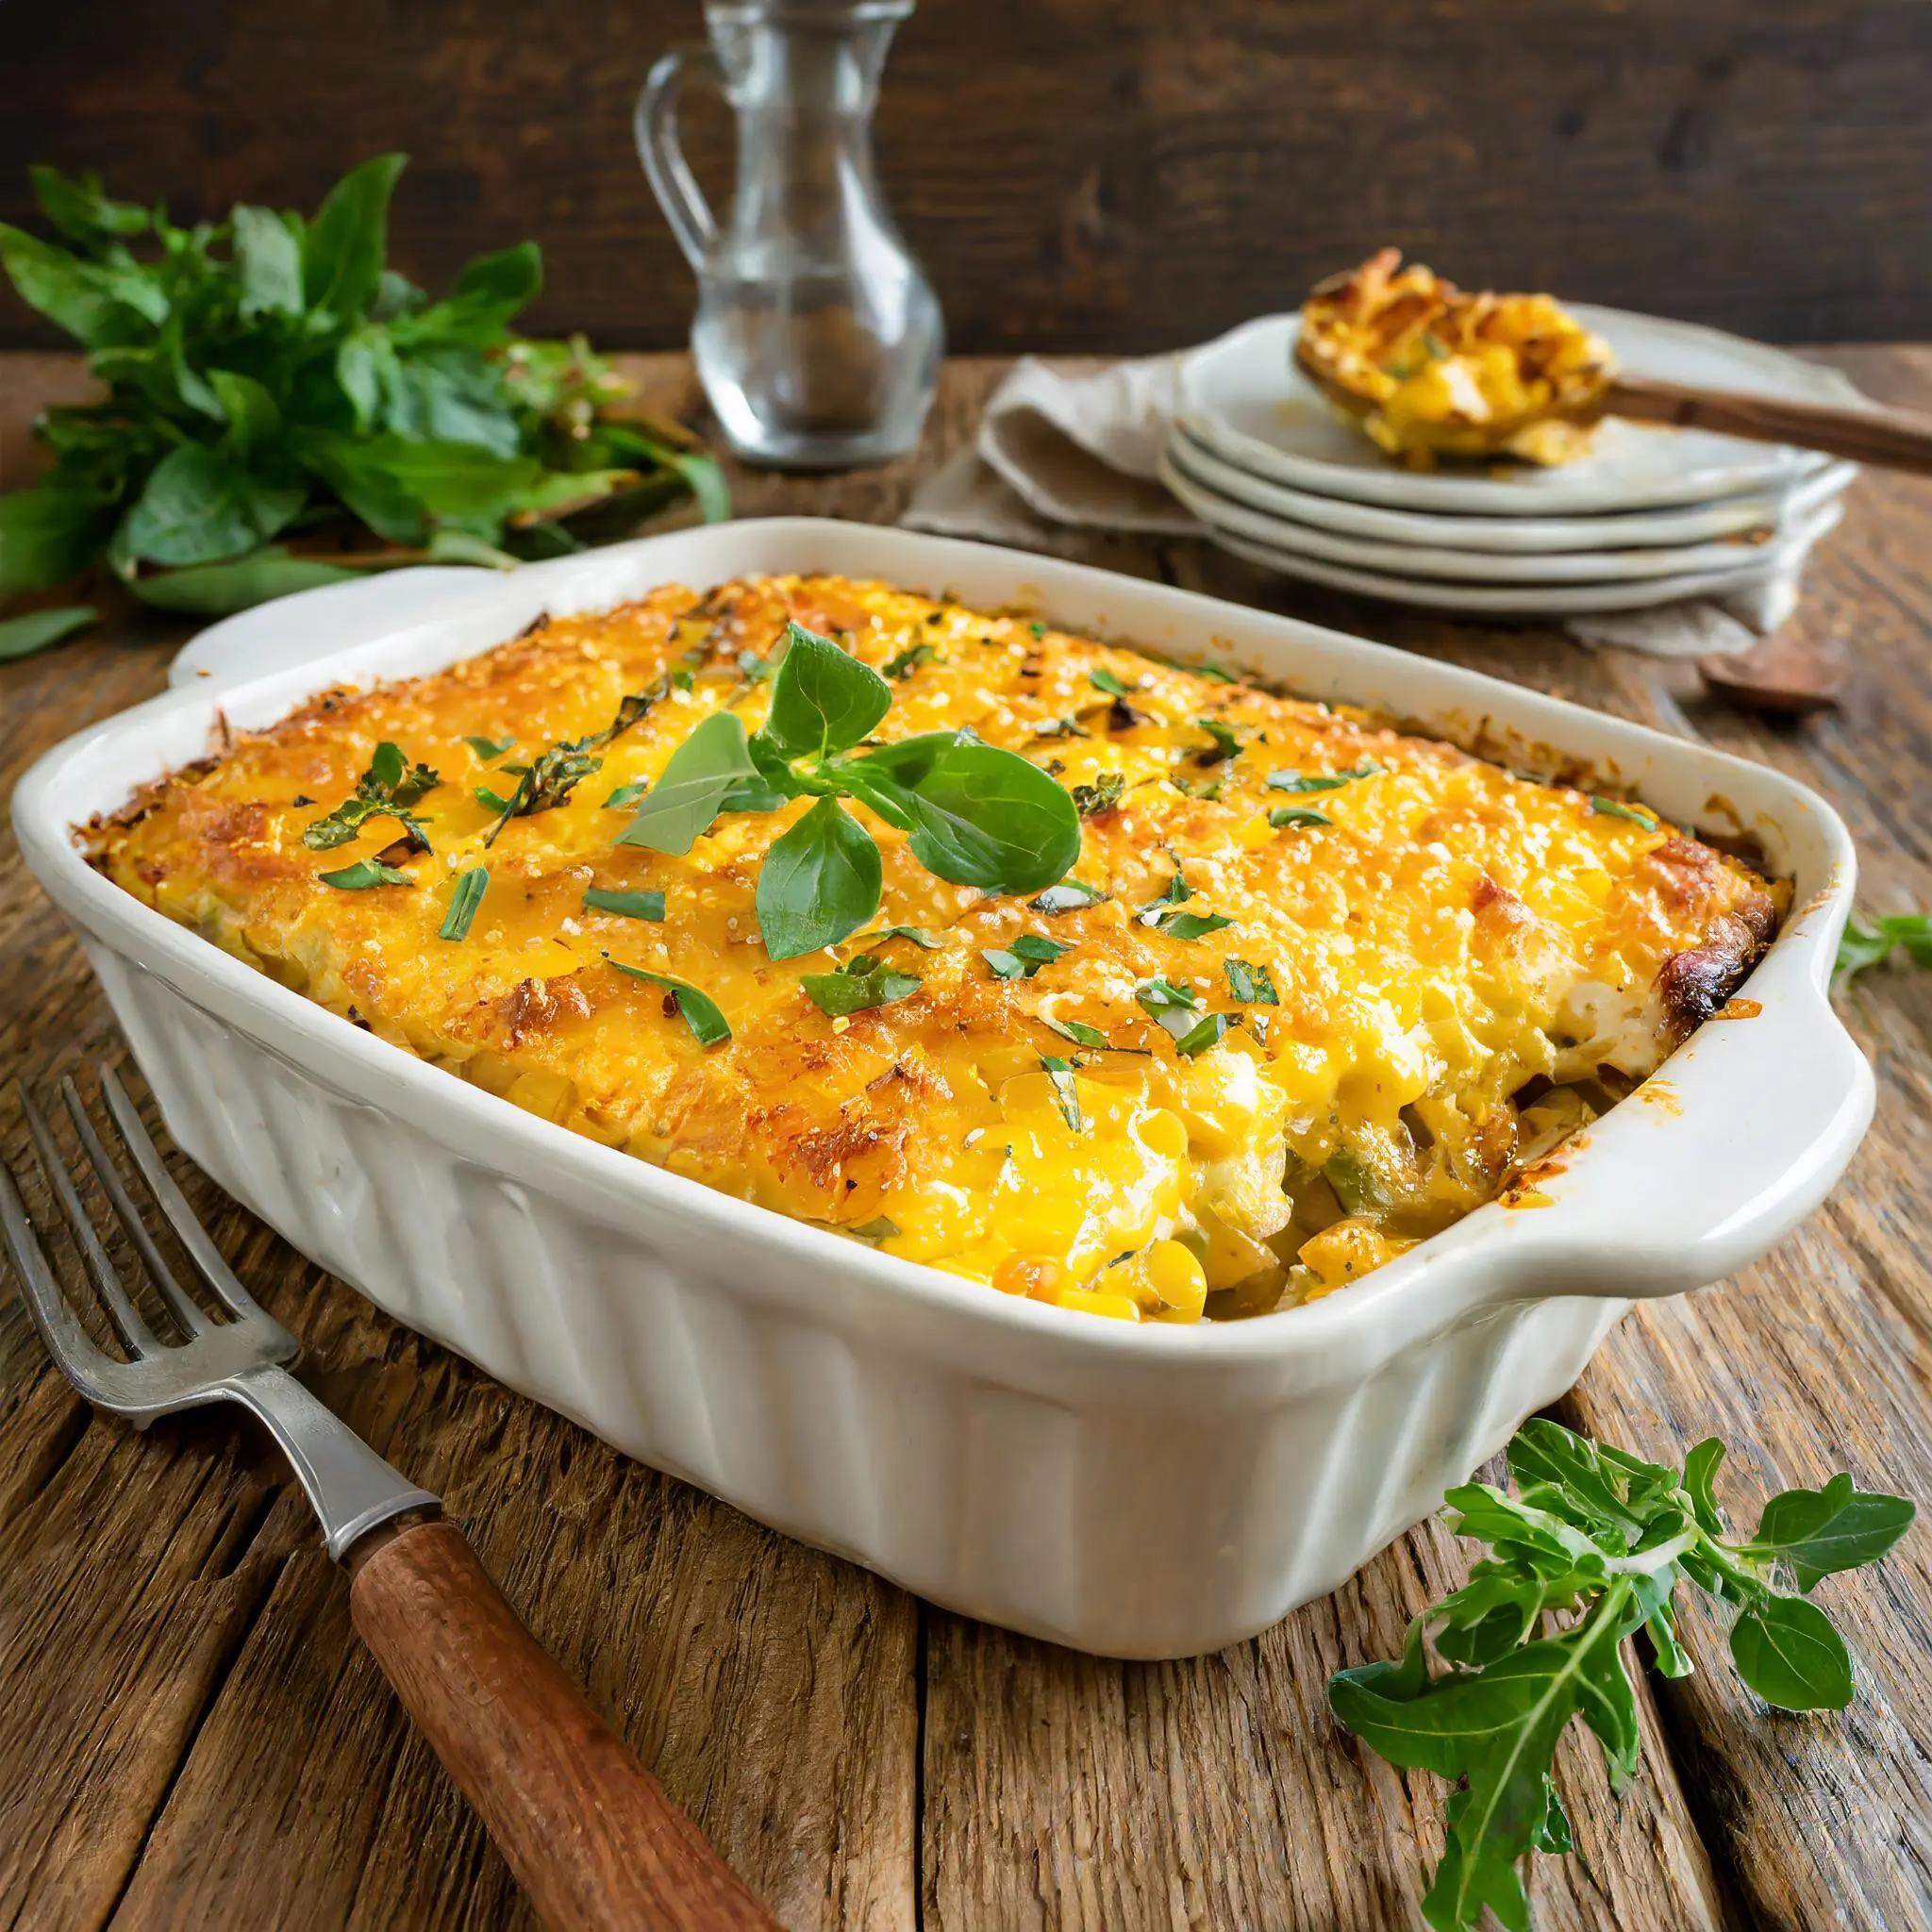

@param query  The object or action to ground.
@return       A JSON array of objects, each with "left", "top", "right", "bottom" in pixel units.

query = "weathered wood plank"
[{"left": 3, "top": 1, "right": 1931, "bottom": 354}]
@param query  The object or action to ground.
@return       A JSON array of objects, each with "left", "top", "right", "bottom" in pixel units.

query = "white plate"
[
  {"left": 1167, "top": 420, "right": 1858, "bottom": 555},
  {"left": 15, "top": 520, "right": 1871, "bottom": 1657},
  {"left": 1159, "top": 446, "right": 1843, "bottom": 587},
  {"left": 1177, "top": 308, "right": 1865, "bottom": 515},
  {"left": 1209, "top": 503, "right": 1840, "bottom": 616}
]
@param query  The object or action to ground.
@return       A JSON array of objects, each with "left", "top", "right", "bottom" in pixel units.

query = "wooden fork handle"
[
  {"left": 1604, "top": 374, "right": 1932, "bottom": 475},
  {"left": 349, "top": 1517, "right": 779, "bottom": 1931}
]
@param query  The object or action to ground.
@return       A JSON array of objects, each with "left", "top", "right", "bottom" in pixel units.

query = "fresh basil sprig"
[
  {"left": 302, "top": 740, "right": 440, "bottom": 853},
  {"left": 1329, "top": 1420, "right": 1914, "bottom": 1932},
  {"left": 801, "top": 954, "right": 922, "bottom": 1017},
  {"left": 1835, "top": 909, "right": 1932, "bottom": 985},
  {"left": 620, "top": 622, "right": 1081, "bottom": 961}
]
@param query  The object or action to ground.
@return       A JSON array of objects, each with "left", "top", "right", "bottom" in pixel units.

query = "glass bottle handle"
[{"left": 636, "top": 43, "right": 725, "bottom": 274}]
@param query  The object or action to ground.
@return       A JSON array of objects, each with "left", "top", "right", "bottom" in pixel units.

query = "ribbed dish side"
[{"left": 88, "top": 947, "right": 1623, "bottom": 1658}]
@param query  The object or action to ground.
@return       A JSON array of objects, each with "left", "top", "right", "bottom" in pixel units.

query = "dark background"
[{"left": 3, "top": 0, "right": 1930, "bottom": 355}]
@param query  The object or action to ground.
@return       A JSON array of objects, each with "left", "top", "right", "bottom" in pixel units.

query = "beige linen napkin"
[{"left": 901, "top": 348, "right": 1808, "bottom": 656}]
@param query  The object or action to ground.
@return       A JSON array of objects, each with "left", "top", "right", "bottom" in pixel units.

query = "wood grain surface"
[
  {"left": 3, "top": 1, "right": 1932, "bottom": 357},
  {"left": 2, "top": 349, "right": 1931, "bottom": 1930}
]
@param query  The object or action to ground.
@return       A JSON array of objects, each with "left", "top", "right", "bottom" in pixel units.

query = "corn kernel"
[
  {"left": 1055, "top": 1289, "right": 1141, "bottom": 1321},
  {"left": 1142, "top": 1238, "right": 1208, "bottom": 1321},
  {"left": 992, "top": 1254, "right": 1065, "bottom": 1301}
]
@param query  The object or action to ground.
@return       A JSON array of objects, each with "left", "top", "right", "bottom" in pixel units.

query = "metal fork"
[{"left": 1, "top": 1063, "right": 776, "bottom": 1932}]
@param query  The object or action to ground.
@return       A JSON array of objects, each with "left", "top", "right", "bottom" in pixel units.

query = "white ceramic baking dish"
[{"left": 11, "top": 520, "right": 1873, "bottom": 1658}]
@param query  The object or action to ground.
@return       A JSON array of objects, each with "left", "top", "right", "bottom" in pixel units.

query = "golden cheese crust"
[{"left": 89, "top": 574, "right": 1783, "bottom": 1322}]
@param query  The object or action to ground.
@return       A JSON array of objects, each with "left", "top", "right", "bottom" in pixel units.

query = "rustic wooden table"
[{"left": 3, "top": 349, "right": 1930, "bottom": 1931}]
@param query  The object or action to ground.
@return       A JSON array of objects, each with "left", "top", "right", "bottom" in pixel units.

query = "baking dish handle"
[{"left": 1524, "top": 965, "right": 1874, "bottom": 1301}]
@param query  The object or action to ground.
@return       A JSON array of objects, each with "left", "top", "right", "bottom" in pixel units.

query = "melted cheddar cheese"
[
  {"left": 1299, "top": 248, "right": 1616, "bottom": 468},
  {"left": 89, "top": 574, "right": 1782, "bottom": 1322}
]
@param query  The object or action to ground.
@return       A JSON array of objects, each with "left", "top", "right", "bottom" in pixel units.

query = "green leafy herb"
[
  {"left": 602, "top": 780, "right": 649, "bottom": 809},
  {"left": 1134, "top": 975, "right": 1239, "bottom": 1056},
  {"left": 624, "top": 624, "right": 1080, "bottom": 959},
  {"left": 1193, "top": 663, "right": 1236, "bottom": 684},
  {"left": 1590, "top": 795, "right": 1659, "bottom": 831},
  {"left": 848, "top": 1217, "right": 900, "bottom": 1241},
  {"left": 1072, "top": 772, "right": 1128, "bottom": 818},
  {"left": 606, "top": 958, "right": 731, "bottom": 1046},
  {"left": 1224, "top": 958, "right": 1279, "bottom": 1005},
  {"left": 1089, "top": 667, "right": 1133, "bottom": 698},
  {"left": 582, "top": 886, "right": 665, "bottom": 923},
  {"left": 0, "top": 155, "right": 729, "bottom": 646},
  {"left": 858, "top": 924, "right": 941, "bottom": 950},
  {"left": 1028, "top": 620, "right": 1047, "bottom": 639},
  {"left": 984, "top": 932, "right": 1073, "bottom": 980},
  {"left": 0, "top": 604, "right": 98, "bottom": 660},
  {"left": 884, "top": 641, "right": 941, "bottom": 678},
  {"left": 1033, "top": 716, "right": 1089, "bottom": 741},
  {"left": 318, "top": 857, "right": 413, "bottom": 889},
  {"left": 1329, "top": 1420, "right": 1915, "bottom": 1932},
  {"left": 1030, "top": 878, "right": 1107, "bottom": 914},
  {"left": 800, "top": 954, "right": 923, "bottom": 1018},
  {"left": 487, "top": 680, "right": 665, "bottom": 844},
  {"left": 737, "top": 647, "right": 778, "bottom": 683},
  {"left": 1267, "top": 759, "right": 1381, "bottom": 793},
  {"left": 439, "top": 865, "right": 489, "bottom": 940},
  {"left": 463, "top": 734, "right": 514, "bottom": 760},
  {"left": 1160, "top": 911, "right": 1235, "bottom": 941},
  {"left": 302, "top": 740, "right": 441, "bottom": 852},
  {"left": 1195, "top": 717, "right": 1244, "bottom": 765},
  {"left": 1269, "top": 805, "right": 1333, "bottom": 830},
  {"left": 1173, "top": 1011, "right": 1237, "bottom": 1055},
  {"left": 1835, "top": 910, "right": 1932, "bottom": 984},
  {"left": 1136, "top": 859, "right": 1192, "bottom": 924},
  {"left": 1040, "top": 1056, "right": 1085, "bottom": 1132},
  {"left": 1041, "top": 1015, "right": 1111, "bottom": 1051}
]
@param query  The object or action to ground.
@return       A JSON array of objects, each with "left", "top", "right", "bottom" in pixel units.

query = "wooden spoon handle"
[
  {"left": 1604, "top": 374, "right": 1932, "bottom": 475},
  {"left": 349, "top": 1517, "right": 778, "bottom": 1932}
]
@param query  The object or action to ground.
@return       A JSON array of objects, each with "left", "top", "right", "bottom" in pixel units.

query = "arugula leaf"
[
  {"left": 1329, "top": 1421, "right": 1916, "bottom": 1930},
  {"left": 1040, "top": 1056, "right": 1085, "bottom": 1131},
  {"left": 757, "top": 795, "right": 883, "bottom": 960},
  {"left": 801, "top": 954, "right": 922, "bottom": 1017},
  {"left": 582, "top": 886, "right": 666, "bottom": 923},
  {"left": 319, "top": 858, "right": 413, "bottom": 889},
  {"left": 0, "top": 605, "right": 97, "bottom": 661},
  {"left": 619, "top": 710, "right": 765, "bottom": 855},
  {"left": 606, "top": 958, "right": 732, "bottom": 1046},
  {"left": 1224, "top": 958, "right": 1278, "bottom": 1005},
  {"left": 439, "top": 866, "right": 490, "bottom": 941}
]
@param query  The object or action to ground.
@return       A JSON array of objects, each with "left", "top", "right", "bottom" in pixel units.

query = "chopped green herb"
[
  {"left": 1836, "top": 909, "right": 1932, "bottom": 983},
  {"left": 1042, "top": 1015, "right": 1110, "bottom": 1051},
  {"left": 1072, "top": 772, "right": 1128, "bottom": 818},
  {"left": 602, "top": 780, "right": 649, "bottom": 809},
  {"left": 1331, "top": 1421, "right": 1917, "bottom": 1932},
  {"left": 1089, "top": 667, "right": 1133, "bottom": 698},
  {"left": 1193, "top": 664, "right": 1236, "bottom": 684},
  {"left": 1195, "top": 717, "right": 1243, "bottom": 765},
  {"left": 1028, "top": 620, "right": 1047, "bottom": 639},
  {"left": 484, "top": 679, "right": 670, "bottom": 846},
  {"left": 1269, "top": 805, "right": 1333, "bottom": 830},
  {"left": 1267, "top": 759, "right": 1381, "bottom": 793},
  {"left": 1011, "top": 933, "right": 1071, "bottom": 965},
  {"left": 1136, "top": 859, "right": 1192, "bottom": 924},
  {"left": 302, "top": 741, "right": 441, "bottom": 853},
  {"left": 848, "top": 1217, "right": 900, "bottom": 1241},
  {"left": 884, "top": 641, "right": 941, "bottom": 678},
  {"left": 801, "top": 954, "right": 923, "bottom": 1017},
  {"left": 318, "top": 858, "right": 413, "bottom": 890},
  {"left": 606, "top": 958, "right": 731, "bottom": 1045},
  {"left": 986, "top": 932, "right": 1073, "bottom": 981},
  {"left": 738, "top": 648, "right": 778, "bottom": 683},
  {"left": 475, "top": 785, "right": 512, "bottom": 813},
  {"left": 1174, "top": 1010, "right": 1237, "bottom": 1056},
  {"left": 1033, "top": 716, "right": 1089, "bottom": 740},
  {"left": 1224, "top": 958, "right": 1278, "bottom": 1005},
  {"left": 858, "top": 924, "right": 942, "bottom": 950},
  {"left": 983, "top": 949, "right": 1027, "bottom": 980},
  {"left": 1590, "top": 795, "right": 1658, "bottom": 831},
  {"left": 439, "top": 866, "right": 489, "bottom": 940},
  {"left": 1031, "top": 878, "right": 1107, "bottom": 914},
  {"left": 1170, "top": 775, "right": 1224, "bottom": 801},
  {"left": 1159, "top": 910, "right": 1235, "bottom": 941},
  {"left": 1040, "top": 1056, "right": 1085, "bottom": 1131},
  {"left": 582, "top": 886, "right": 666, "bottom": 923},
  {"left": 463, "top": 734, "right": 514, "bottom": 761}
]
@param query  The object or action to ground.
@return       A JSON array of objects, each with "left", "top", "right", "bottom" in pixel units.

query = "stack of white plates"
[{"left": 1164, "top": 307, "right": 1861, "bottom": 617}]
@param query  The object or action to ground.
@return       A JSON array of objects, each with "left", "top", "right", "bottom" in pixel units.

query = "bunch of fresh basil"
[
  {"left": 619, "top": 621, "right": 1082, "bottom": 958},
  {"left": 0, "top": 156, "right": 728, "bottom": 659}
]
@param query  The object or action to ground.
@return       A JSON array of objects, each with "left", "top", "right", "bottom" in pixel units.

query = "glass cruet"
[{"left": 636, "top": 0, "right": 943, "bottom": 471}]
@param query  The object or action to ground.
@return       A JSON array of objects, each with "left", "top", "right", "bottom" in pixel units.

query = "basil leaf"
[
  {"left": 319, "top": 858, "right": 413, "bottom": 889},
  {"left": 0, "top": 604, "right": 96, "bottom": 661},
  {"left": 619, "top": 710, "right": 761, "bottom": 855},
  {"left": 124, "top": 545, "right": 364, "bottom": 616},
  {"left": 1172, "top": 1010, "right": 1237, "bottom": 1056},
  {"left": 1135, "top": 975, "right": 1198, "bottom": 1015},
  {"left": 1041, "top": 1056, "right": 1085, "bottom": 1132},
  {"left": 0, "top": 486, "right": 116, "bottom": 593},
  {"left": 31, "top": 165, "right": 150, "bottom": 245},
  {"left": 884, "top": 738, "right": 1081, "bottom": 895},
  {"left": 465, "top": 734, "right": 515, "bottom": 760},
  {"left": 606, "top": 960, "right": 732, "bottom": 1046},
  {"left": 583, "top": 886, "right": 666, "bottom": 923},
  {"left": 0, "top": 221, "right": 165, "bottom": 346},
  {"left": 602, "top": 780, "right": 650, "bottom": 808},
  {"left": 756, "top": 795, "right": 882, "bottom": 960},
  {"left": 475, "top": 785, "right": 511, "bottom": 813},
  {"left": 439, "top": 866, "right": 489, "bottom": 940},
  {"left": 1680, "top": 1439, "right": 1730, "bottom": 1540},
  {"left": 1196, "top": 717, "right": 1243, "bottom": 763},
  {"left": 1138, "top": 860, "right": 1191, "bottom": 922},
  {"left": 1224, "top": 958, "right": 1278, "bottom": 1005},
  {"left": 303, "top": 151, "right": 407, "bottom": 316},
  {"left": 1193, "top": 663, "right": 1235, "bottom": 683},
  {"left": 1158, "top": 911, "right": 1234, "bottom": 941},
  {"left": 1072, "top": 773, "right": 1127, "bottom": 818},
  {"left": 982, "top": 950, "right": 1026, "bottom": 981},
  {"left": 1042, "top": 1016, "right": 1110, "bottom": 1051},
  {"left": 1268, "top": 760, "right": 1380, "bottom": 793},
  {"left": 801, "top": 956, "right": 922, "bottom": 1017},
  {"left": 1590, "top": 795, "right": 1658, "bottom": 831},
  {"left": 1030, "top": 878, "right": 1107, "bottom": 914},
  {"left": 232, "top": 204, "right": 304, "bottom": 317},
  {"left": 119, "top": 444, "right": 305, "bottom": 568},
  {"left": 758, "top": 621, "right": 892, "bottom": 761},
  {"left": 1269, "top": 806, "right": 1333, "bottom": 830},
  {"left": 1728, "top": 1595, "right": 1855, "bottom": 1711},
  {"left": 1834, "top": 910, "right": 1932, "bottom": 983},
  {"left": 848, "top": 1217, "right": 900, "bottom": 1241},
  {"left": 885, "top": 641, "right": 941, "bottom": 678},
  {"left": 858, "top": 924, "right": 941, "bottom": 950},
  {"left": 1089, "top": 667, "right": 1132, "bottom": 697},
  {"left": 1741, "top": 1475, "right": 1915, "bottom": 1591},
  {"left": 1010, "top": 934, "right": 1071, "bottom": 966}
]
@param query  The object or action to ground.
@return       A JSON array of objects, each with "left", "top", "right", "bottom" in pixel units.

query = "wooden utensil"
[
  {"left": 0, "top": 1063, "right": 779, "bottom": 1932},
  {"left": 1599, "top": 376, "right": 1932, "bottom": 476},
  {"left": 1698, "top": 627, "right": 1849, "bottom": 715}
]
